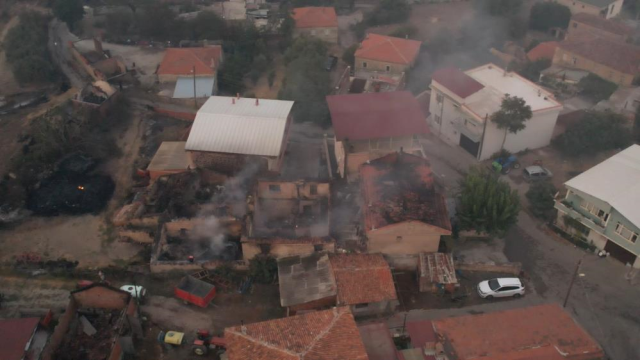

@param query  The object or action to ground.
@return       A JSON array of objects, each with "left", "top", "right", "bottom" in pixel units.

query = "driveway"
[{"left": 412, "top": 134, "right": 640, "bottom": 360}]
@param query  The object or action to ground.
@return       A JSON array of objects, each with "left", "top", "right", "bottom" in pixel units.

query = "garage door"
[
  {"left": 604, "top": 240, "right": 637, "bottom": 266},
  {"left": 459, "top": 134, "right": 480, "bottom": 157}
]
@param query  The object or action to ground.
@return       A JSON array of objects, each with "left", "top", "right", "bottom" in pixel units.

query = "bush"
[
  {"left": 4, "top": 12, "right": 60, "bottom": 84},
  {"left": 53, "top": 0, "right": 85, "bottom": 31},
  {"left": 526, "top": 182, "right": 557, "bottom": 222},
  {"left": 248, "top": 255, "right": 277, "bottom": 284},
  {"left": 529, "top": 2, "right": 571, "bottom": 31},
  {"left": 577, "top": 73, "right": 618, "bottom": 102},
  {"left": 341, "top": 44, "right": 358, "bottom": 68},
  {"left": 553, "top": 111, "right": 632, "bottom": 157}
]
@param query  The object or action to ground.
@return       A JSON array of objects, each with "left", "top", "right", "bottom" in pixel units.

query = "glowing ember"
[{"left": 77, "top": 186, "right": 85, "bottom": 190}]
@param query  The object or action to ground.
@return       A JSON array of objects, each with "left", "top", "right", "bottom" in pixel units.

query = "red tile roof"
[
  {"left": 571, "top": 13, "right": 634, "bottom": 37},
  {"left": 327, "top": 91, "right": 429, "bottom": 141},
  {"left": 433, "top": 304, "right": 605, "bottom": 360},
  {"left": 0, "top": 318, "right": 39, "bottom": 360},
  {"left": 360, "top": 152, "right": 451, "bottom": 234},
  {"left": 157, "top": 47, "right": 223, "bottom": 76},
  {"left": 224, "top": 307, "right": 369, "bottom": 360},
  {"left": 431, "top": 67, "right": 484, "bottom": 98},
  {"left": 292, "top": 7, "right": 338, "bottom": 28},
  {"left": 526, "top": 41, "right": 559, "bottom": 61},
  {"left": 355, "top": 33, "right": 421, "bottom": 65},
  {"left": 329, "top": 253, "right": 397, "bottom": 305},
  {"left": 558, "top": 37, "right": 640, "bottom": 75}
]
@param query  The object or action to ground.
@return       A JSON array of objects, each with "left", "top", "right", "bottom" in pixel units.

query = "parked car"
[
  {"left": 477, "top": 277, "right": 525, "bottom": 299},
  {"left": 325, "top": 55, "right": 338, "bottom": 71},
  {"left": 120, "top": 285, "right": 147, "bottom": 300},
  {"left": 523, "top": 165, "right": 552, "bottom": 182}
]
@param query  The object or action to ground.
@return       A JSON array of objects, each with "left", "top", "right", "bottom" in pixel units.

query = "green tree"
[
  {"left": 342, "top": 44, "right": 358, "bottom": 68},
  {"left": 526, "top": 182, "right": 557, "bottom": 222},
  {"left": 553, "top": 111, "right": 632, "bottom": 156},
  {"left": 365, "top": 0, "right": 411, "bottom": 26},
  {"left": 248, "top": 255, "right": 278, "bottom": 284},
  {"left": 490, "top": 95, "right": 533, "bottom": 150},
  {"left": 190, "top": 11, "right": 226, "bottom": 40},
  {"left": 218, "top": 55, "right": 249, "bottom": 94},
  {"left": 53, "top": 0, "right": 85, "bottom": 31},
  {"left": 529, "top": 2, "right": 571, "bottom": 31},
  {"left": 577, "top": 73, "right": 618, "bottom": 102},
  {"left": 279, "top": 38, "right": 331, "bottom": 126},
  {"left": 484, "top": 0, "right": 523, "bottom": 16},
  {"left": 390, "top": 24, "right": 418, "bottom": 39},
  {"left": 138, "top": 4, "right": 180, "bottom": 40},
  {"left": 457, "top": 167, "right": 520, "bottom": 236},
  {"left": 105, "top": 10, "right": 134, "bottom": 39}
]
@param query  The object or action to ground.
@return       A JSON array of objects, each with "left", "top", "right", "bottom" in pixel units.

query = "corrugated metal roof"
[
  {"left": 173, "top": 76, "right": 215, "bottom": 98},
  {"left": 185, "top": 96, "right": 294, "bottom": 157},
  {"left": 565, "top": 145, "right": 640, "bottom": 227}
]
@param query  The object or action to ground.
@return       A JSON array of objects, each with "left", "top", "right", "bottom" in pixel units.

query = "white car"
[
  {"left": 477, "top": 278, "right": 524, "bottom": 299},
  {"left": 120, "top": 285, "right": 147, "bottom": 299}
]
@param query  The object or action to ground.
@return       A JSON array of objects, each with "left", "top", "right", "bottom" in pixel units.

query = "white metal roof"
[
  {"left": 173, "top": 76, "right": 215, "bottom": 99},
  {"left": 463, "top": 64, "right": 562, "bottom": 119},
  {"left": 565, "top": 145, "right": 640, "bottom": 227},
  {"left": 185, "top": 96, "right": 294, "bottom": 157}
]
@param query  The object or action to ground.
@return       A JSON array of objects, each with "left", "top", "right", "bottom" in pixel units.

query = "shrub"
[
  {"left": 577, "top": 73, "right": 618, "bottom": 102},
  {"left": 526, "top": 182, "right": 557, "bottom": 222},
  {"left": 342, "top": 44, "right": 358, "bottom": 68},
  {"left": 248, "top": 255, "right": 277, "bottom": 284},
  {"left": 390, "top": 24, "right": 418, "bottom": 39},
  {"left": 553, "top": 111, "right": 632, "bottom": 157}
]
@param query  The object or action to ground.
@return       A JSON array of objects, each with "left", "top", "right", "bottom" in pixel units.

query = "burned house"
[
  {"left": 146, "top": 142, "right": 195, "bottom": 181},
  {"left": 43, "top": 284, "right": 142, "bottom": 360},
  {"left": 151, "top": 217, "right": 243, "bottom": 273},
  {"left": 69, "top": 38, "right": 126, "bottom": 81},
  {"left": 360, "top": 152, "right": 451, "bottom": 262},
  {"left": 277, "top": 252, "right": 398, "bottom": 317},
  {"left": 242, "top": 179, "right": 334, "bottom": 260},
  {"left": 72, "top": 81, "right": 118, "bottom": 114},
  {"left": 185, "top": 96, "right": 294, "bottom": 174}
]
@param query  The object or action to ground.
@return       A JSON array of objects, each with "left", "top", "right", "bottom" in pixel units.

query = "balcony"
[{"left": 554, "top": 201, "right": 606, "bottom": 233}]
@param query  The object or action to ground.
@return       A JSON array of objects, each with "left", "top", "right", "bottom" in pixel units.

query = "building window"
[
  {"left": 580, "top": 201, "right": 610, "bottom": 223},
  {"left": 259, "top": 244, "right": 271, "bottom": 254},
  {"left": 314, "top": 244, "right": 324, "bottom": 252},
  {"left": 433, "top": 114, "right": 441, "bottom": 124},
  {"left": 355, "top": 303, "right": 369, "bottom": 309},
  {"left": 363, "top": 62, "right": 367, "bottom": 68},
  {"left": 572, "top": 57, "right": 577, "bottom": 65},
  {"left": 615, "top": 223, "right": 638, "bottom": 243},
  {"left": 311, "top": 29, "right": 316, "bottom": 35},
  {"left": 310, "top": 184, "right": 318, "bottom": 195},
  {"left": 436, "top": 92, "right": 444, "bottom": 103},
  {"left": 269, "top": 184, "right": 281, "bottom": 192},
  {"left": 324, "top": 29, "right": 330, "bottom": 35},
  {"left": 385, "top": 65, "right": 390, "bottom": 72}
]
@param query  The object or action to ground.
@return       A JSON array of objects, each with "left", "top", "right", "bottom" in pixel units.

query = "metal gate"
[
  {"left": 604, "top": 240, "right": 637, "bottom": 266},
  {"left": 459, "top": 134, "right": 480, "bottom": 157}
]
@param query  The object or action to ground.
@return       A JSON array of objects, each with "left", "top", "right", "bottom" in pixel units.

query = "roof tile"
[
  {"left": 558, "top": 37, "right": 640, "bottom": 74},
  {"left": 431, "top": 67, "right": 484, "bottom": 99},
  {"left": 329, "top": 253, "right": 397, "bottom": 305},
  {"left": 292, "top": 7, "right": 338, "bottom": 28},
  {"left": 355, "top": 34, "right": 421, "bottom": 65},
  {"left": 571, "top": 13, "right": 633, "bottom": 37},
  {"left": 526, "top": 41, "right": 558, "bottom": 61},
  {"left": 157, "top": 47, "right": 223, "bottom": 76}
]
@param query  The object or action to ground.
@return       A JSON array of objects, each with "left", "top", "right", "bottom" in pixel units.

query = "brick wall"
[{"left": 289, "top": 295, "right": 337, "bottom": 315}]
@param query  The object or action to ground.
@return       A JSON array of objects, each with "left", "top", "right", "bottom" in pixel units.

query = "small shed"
[
  {"left": 147, "top": 142, "right": 194, "bottom": 180},
  {"left": 417, "top": 252, "right": 458, "bottom": 293}
]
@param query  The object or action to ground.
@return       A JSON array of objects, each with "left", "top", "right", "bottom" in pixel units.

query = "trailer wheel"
[{"left": 193, "top": 345, "right": 208, "bottom": 356}]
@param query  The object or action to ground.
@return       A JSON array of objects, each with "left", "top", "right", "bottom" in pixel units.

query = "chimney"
[
  {"left": 232, "top": 98, "right": 236, "bottom": 104},
  {"left": 236, "top": 93, "right": 240, "bottom": 99},
  {"left": 255, "top": 98, "right": 259, "bottom": 106},
  {"left": 93, "top": 37, "right": 104, "bottom": 54}
]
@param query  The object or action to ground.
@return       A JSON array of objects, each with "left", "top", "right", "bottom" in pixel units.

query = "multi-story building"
[
  {"left": 566, "top": 13, "right": 634, "bottom": 42},
  {"left": 354, "top": 34, "right": 421, "bottom": 78},
  {"left": 292, "top": 7, "right": 339, "bottom": 44},
  {"left": 555, "top": 145, "right": 640, "bottom": 268},
  {"left": 428, "top": 64, "right": 562, "bottom": 160},
  {"left": 554, "top": 0, "right": 624, "bottom": 19}
]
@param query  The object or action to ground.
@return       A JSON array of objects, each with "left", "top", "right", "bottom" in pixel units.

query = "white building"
[{"left": 428, "top": 64, "right": 563, "bottom": 160}]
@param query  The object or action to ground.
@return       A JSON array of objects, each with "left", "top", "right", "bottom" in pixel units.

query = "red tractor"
[{"left": 192, "top": 329, "right": 227, "bottom": 356}]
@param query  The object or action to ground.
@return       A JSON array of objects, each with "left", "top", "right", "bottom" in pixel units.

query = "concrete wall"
[
  {"left": 556, "top": 0, "right": 623, "bottom": 19},
  {"left": 553, "top": 47, "right": 634, "bottom": 86},
  {"left": 366, "top": 221, "right": 447, "bottom": 255},
  {"left": 242, "top": 241, "right": 335, "bottom": 260},
  {"left": 349, "top": 299, "right": 399, "bottom": 317},
  {"left": 158, "top": 73, "right": 216, "bottom": 83},
  {"left": 294, "top": 27, "right": 338, "bottom": 44},
  {"left": 455, "top": 261, "right": 522, "bottom": 275},
  {"left": 567, "top": 19, "right": 628, "bottom": 42},
  {"left": 354, "top": 57, "right": 411, "bottom": 76},
  {"left": 256, "top": 181, "right": 330, "bottom": 199},
  {"left": 479, "top": 107, "right": 561, "bottom": 161},
  {"left": 289, "top": 295, "right": 337, "bottom": 315},
  {"left": 349, "top": 135, "right": 424, "bottom": 153}
]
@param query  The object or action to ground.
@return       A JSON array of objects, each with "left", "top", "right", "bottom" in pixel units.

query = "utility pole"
[
  {"left": 192, "top": 65, "right": 197, "bottom": 109},
  {"left": 563, "top": 254, "right": 585, "bottom": 308}
]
